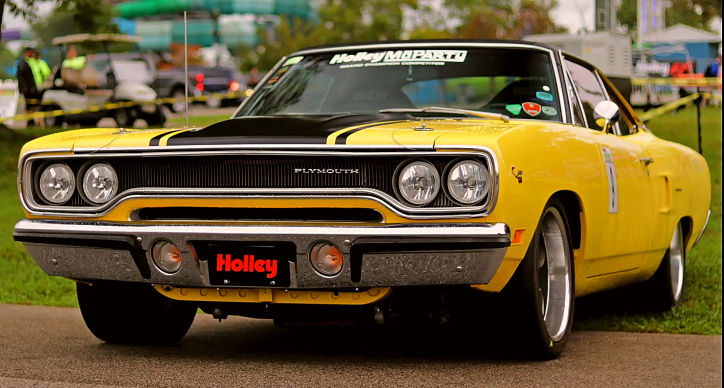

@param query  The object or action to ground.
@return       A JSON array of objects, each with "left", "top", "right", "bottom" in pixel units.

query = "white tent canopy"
[{"left": 642, "top": 24, "right": 722, "bottom": 44}]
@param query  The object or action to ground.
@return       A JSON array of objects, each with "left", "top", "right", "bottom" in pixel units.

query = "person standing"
[
  {"left": 31, "top": 49, "right": 51, "bottom": 90},
  {"left": 16, "top": 47, "right": 41, "bottom": 127}
]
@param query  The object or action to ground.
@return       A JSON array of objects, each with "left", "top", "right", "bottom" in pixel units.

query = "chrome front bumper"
[{"left": 14, "top": 220, "right": 510, "bottom": 289}]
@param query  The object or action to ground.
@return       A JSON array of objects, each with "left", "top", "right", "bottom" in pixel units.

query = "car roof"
[{"left": 291, "top": 39, "right": 561, "bottom": 56}]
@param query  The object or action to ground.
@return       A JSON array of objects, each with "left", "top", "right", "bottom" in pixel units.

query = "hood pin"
[{"left": 413, "top": 123, "right": 434, "bottom": 131}]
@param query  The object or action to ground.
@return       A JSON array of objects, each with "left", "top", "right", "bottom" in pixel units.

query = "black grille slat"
[{"left": 33, "top": 155, "right": 491, "bottom": 210}]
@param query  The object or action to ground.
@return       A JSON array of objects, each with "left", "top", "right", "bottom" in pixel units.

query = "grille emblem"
[{"left": 294, "top": 168, "right": 360, "bottom": 174}]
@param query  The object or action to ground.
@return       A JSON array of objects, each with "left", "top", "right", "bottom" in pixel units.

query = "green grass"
[
  {"left": 0, "top": 108, "right": 721, "bottom": 335},
  {"left": 168, "top": 114, "right": 233, "bottom": 128}
]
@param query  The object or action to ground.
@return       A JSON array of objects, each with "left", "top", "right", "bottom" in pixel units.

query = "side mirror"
[{"left": 593, "top": 100, "right": 620, "bottom": 134}]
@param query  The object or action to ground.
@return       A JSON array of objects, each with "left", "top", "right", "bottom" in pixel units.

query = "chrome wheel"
[
  {"left": 669, "top": 224, "right": 685, "bottom": 302},
  {"left": 536, "top": 208, "right": 572, "bottom": 342},
  {"left": 172, "top": 91, "right": 186, "bottom": 113}
]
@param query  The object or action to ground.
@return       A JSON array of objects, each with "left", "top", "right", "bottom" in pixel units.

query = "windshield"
[
  {"left": 236, "top": 47, "right": 562, "bottom": 121},
  {"left": 110, "top": 60, "right": 153, "bottom": 84}
]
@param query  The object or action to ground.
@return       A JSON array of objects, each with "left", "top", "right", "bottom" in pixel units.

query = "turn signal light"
[
  {"left": 152, "top": 241, "right": 182, "bottom": 274},
  {"left": 310, "top": 242, "right": 343, "bottom": 276}
]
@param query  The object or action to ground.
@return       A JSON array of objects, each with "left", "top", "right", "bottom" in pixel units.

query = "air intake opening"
[{"left": 134, "top": 207, "right": 384, "bottom": 223}]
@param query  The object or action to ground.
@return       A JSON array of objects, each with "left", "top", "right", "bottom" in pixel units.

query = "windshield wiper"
[{"left": 379, "top": 107, "right": 510, "bottom": 123}]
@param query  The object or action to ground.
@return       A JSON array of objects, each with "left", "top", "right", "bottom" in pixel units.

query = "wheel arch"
[
  {"left": 679, "top": 215, "right": 694, "bottom": 247},
  {"left": 550, "top": 190, "right": 583, "bottom": 251}
]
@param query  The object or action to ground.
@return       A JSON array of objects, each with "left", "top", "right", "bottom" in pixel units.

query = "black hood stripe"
[
  {"left": 334, "top": 121, "right": 407, "bottom": 144},
  {"left": 149, "top": 131, "right": 176, "bottom": 146},
  {"left": 163, "top": 113, "right": 413, "bottom": 146}
]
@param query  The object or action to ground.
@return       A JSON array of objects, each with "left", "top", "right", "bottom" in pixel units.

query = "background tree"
[
  {"left": 617, "top": 0, "right": 722, "bottom": 33},
  {"left": 240, "top": 0, "right": 416, "bottom": 71}
]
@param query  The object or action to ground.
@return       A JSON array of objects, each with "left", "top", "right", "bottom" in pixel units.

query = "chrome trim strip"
[
  {"left": 291, "top": 42, "right": 555, "bottom": 56},
  {"left": 693, "top": 210, "right": 711, "bottom": 247},
  {"left": 15, "top": 219, "right": 510, "bottom": 238},
  {"left": 19, "top": 149, "right": 499, "bottom": 219}
]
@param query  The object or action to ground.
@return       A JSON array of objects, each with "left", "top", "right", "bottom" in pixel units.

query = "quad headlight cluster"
[
  {"left": 36, "top": 162, "right": 119, "bottom": 206},
  {"left": 394, "top": 159, "right": 491, "bottom": 206}
]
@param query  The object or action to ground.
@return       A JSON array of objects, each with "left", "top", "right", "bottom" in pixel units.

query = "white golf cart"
[{"left": 41, "top": 34, "right": 166, "bottom": 128}]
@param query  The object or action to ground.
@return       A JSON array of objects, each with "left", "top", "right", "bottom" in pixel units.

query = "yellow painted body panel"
[
  {"left": 20, "top": 115, "right": 711, "bottom": 300},
  {"left": 154, "top": 285, "right": 392, "bottom": 305}
]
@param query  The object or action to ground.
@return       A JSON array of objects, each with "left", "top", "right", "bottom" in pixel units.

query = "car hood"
[{"left": 21, "top": 114, "right": 542, "bottom": 153}]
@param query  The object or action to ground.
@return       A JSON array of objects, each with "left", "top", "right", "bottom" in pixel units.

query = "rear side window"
[{"left": 564, "top": 60, "right": 606, "bottom": 130}]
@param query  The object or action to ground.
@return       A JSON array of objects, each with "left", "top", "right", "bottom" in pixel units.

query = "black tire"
[
  {"left": 113, "top": 108, "right": 134, "bottom": 127},
  {"left": 144, "top": 108, "right": 167, "bottom": 127},
  {"left": 77, "top": 281, "right": 197, "bottom": 345},
  {"left": 639, "top": 222, "right": 686, "bottom": 311},
  {"left": 503, "top": 198, "right": 575, "bottom": 359},
  {"left": 169, "top": 88, "right": 187, "bottom": 113},
  {"left": 42, "top": 105, "right": 64, "bottom": 128}
]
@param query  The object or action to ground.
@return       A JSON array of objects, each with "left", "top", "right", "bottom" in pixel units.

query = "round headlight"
[
  {"left": 82, "top": 163, "right": 118, "bottom": 204},
  {"left": 447, "top": 160, "right": 490, "bottom": 205},
  {"left": 38, "top": 163, "right": 76, "bottom": 204},
  {"left": 397, "top": 161, "right": 440, "bottom": 206}
]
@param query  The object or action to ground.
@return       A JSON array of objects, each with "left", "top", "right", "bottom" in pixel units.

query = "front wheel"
[
  {"left": 505, "top": 199, "right": 575, "bottom": 359},
  {"left": 77, "top": 281, "right": 197, "bottom": 345}
]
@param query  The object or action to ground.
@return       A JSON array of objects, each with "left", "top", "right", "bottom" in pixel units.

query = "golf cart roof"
[{"left": 52, "top": 34, "right": 142, "bottom": 46}]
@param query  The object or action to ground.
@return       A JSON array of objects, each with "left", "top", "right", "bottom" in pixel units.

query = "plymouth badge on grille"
[{"left": 294, "top": 168, "right": 360, "bottom": 174}]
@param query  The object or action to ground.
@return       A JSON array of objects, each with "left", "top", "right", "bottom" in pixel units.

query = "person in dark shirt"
[{"left": 16, "top": 47, "right": 42, "bottom": 127}]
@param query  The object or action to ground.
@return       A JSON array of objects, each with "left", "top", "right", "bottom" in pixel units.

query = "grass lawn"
[{"left": 0, "top": 107, "right": 721, "bottom": 334}]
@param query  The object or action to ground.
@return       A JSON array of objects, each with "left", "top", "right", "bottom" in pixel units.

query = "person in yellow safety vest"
[
  {"left": 28, "top": 49, "right": 51, "bottom": 90},
  {"left": 62, "top": 45, "right": 87, "bottom": 70}
]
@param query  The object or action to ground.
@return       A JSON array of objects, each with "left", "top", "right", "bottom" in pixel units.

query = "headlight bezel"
[
  {"left": 443, "top": 159, "right": 491, "bottom": 206},
  {"left": 34, "top": 162, "right": 77, "bottom": 205},
  {"left": 79, "top": 161, "right": 119, "bottom": 205},
  {"left": 393, "top": 159, "right": 442, "bottom": 207}
]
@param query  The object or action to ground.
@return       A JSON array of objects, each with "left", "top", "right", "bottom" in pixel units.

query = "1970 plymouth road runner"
[{"left": 14, "top": 40, "right": 711, "bottom": 358}]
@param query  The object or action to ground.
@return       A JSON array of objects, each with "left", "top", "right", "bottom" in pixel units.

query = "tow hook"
[{"left": 212, "top": 308, "right": 228, "bottom": 322}]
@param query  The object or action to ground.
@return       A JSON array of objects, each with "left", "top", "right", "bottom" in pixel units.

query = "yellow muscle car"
[{"left": 14, "top": 41, "right": 711, "bottom": 358}]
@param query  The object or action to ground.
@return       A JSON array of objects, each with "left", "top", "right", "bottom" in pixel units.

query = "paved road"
[{"left": 0, "top": 304, "right": 720, "bottom": 388}]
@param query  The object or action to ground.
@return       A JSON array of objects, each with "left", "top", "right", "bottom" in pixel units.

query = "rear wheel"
[
  {"left": 144, "top": 108, "right": 167, "bottom": 127},
  {"left": 641, "top": 222, "right": 686, "bottom": 311},
  {"left": 505, "top": 198, "right": 575, "bottom": 359},
  {"left": 170, "top": 89, "right": 187, "bottom": 113},
  {"left": 77, "top": 281, "right": 197, "bottom": 345},
  {"left": 42, "top": 105, "right": 64, "bottom": 128},
  {"left": 113, "top": 108, "right": 134, "bottom": 127}
]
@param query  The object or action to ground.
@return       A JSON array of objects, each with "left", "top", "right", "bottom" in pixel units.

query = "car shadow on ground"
[{"left": 93, "top": 319, "right": 553, "bottom": 364}]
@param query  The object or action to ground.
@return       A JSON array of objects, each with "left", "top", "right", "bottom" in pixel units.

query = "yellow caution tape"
[
  {"left": 701, "top": 92, "right": 722, "bottom": 101},
  {"left": 1, "top": 90, "right": 247, "bottom": 124},
  {"left": 638, "top": 93, "right": 701, "bottom": 122},
  {"left": 632, "top": 77, "right": 722, "bottom": 87}
]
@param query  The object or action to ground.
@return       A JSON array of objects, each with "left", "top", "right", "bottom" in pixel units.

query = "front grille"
[{"left": 29, "top": 154, "right": 493, "bottom": 211}]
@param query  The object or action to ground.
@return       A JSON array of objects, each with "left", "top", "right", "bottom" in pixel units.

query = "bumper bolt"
[
  {"left": 223, "top": 279, "right": 230, "bottom": 285},
  {"left": 343, "top": 239, "right": 351, "bottom": 246},
  {"left": 269, "top": 281, "right": 276, "bottom": 286},
  {"left": 455, "top": 265, "right": 463, "bottom": 272},
  {"left": 136, "top": 237, "right": 142, "bottom": 243}
]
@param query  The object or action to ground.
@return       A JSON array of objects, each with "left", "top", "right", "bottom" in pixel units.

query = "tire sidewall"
[
  {"left": 665, "top": 223, "right": 686, "bottom": 307},
  {"left": 526, "top": 198, "right": 576, "bottom": 356}
]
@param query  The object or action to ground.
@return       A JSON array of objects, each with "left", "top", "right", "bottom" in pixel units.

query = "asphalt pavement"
[{"left": 0, "top": 304, "right": 720, "bottom": 388}]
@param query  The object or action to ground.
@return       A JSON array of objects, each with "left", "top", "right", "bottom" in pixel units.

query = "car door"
[{"left": 564, "top": 58, "right": 656, "bottom": 280}]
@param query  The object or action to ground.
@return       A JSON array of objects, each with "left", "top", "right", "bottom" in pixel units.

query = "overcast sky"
[{"left": 1, "top": 0, "right": 717, "bottom": 36}]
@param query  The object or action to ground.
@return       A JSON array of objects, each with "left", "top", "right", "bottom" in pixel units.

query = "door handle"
[{"left": 639, "top": 157, "right": 654, "bottom": 166}]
